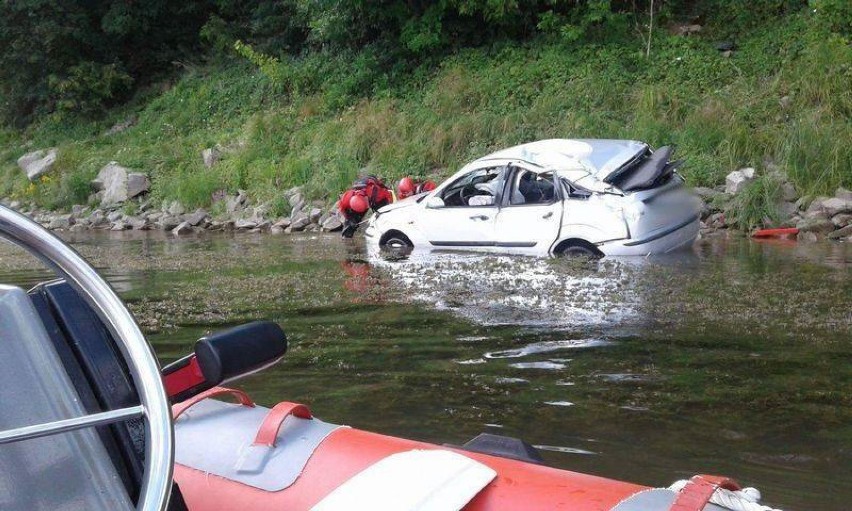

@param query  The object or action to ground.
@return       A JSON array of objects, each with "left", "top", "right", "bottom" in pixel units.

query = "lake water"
[{"left": 1, "top": 231, "right": 849, "bottom": 510}]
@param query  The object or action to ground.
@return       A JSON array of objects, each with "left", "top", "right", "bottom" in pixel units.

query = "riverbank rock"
[
  {"left": 821, "top": 197, "right": 852, "bottom": 217},
  {"left": 92, "top": 162, "right": 150, "bottom": 206},
  {"left": 125, "top": 216, "right": 148, "bottom": 230},
  {"left": 832, "top": 213, "right": 852, "bottom": 228},
  {"left": 828, "top": 225, "right": 852, "bottom": 240},
  {"left": 796, "top": 217, "right": 835, "bottom": 234},
  {"left": 47, "top": 214, "right": 72, "bottom": 230},
  {"left": 836, "top": 187, "right": 852, "bottom": 201},
  {"left": 234, "top": 219, "right": 257, "bottom": 230},
  {"left": 17, "top": 149, "right": 57, "bottom": 181},
  {"left": 226, "top": 190, "right": 248, "bottom": 214},
  {"left": 184, "top": 209, "right": 208, "bottom": 226},
  {"left": 725, "top": 168, "right": 755, "bottom": 195},
  {"left": 172, "top": 222, "right": 193, "bottom": 236},
  {"left": 288, "top": 213, "right": 310, "bottom": 232},
  {"left": 202, "top": 147, "right": 221, "bottom": 168},
  {"left": 321, "top": 215, "right": 343, "bottom": 232}
]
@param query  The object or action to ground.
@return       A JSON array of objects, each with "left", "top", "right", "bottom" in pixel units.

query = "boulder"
[
  {"left": 172, "top": 222, "right": 193, "bottom": 236},
  {"left": 17, "top": 149, "right": 57, "bottom": 181},
  {"left": 288, "top": 192, "right": 304, "bottom": 208},
  {"left": 226, "top": 191, "right": 247, "bottom": 214},
  {"left": 184, "top": 209, "right": 208, "bottom": 226},
  {"left": 284, "top": 187, "right": 302, "bottom": 199},
  {"left": 47, "top": 214, "right": 72, "bottom": 230},
  {"left": 107, "top": 211, "right": 123, "bottom": 222},
  {"left": 110, "top": 221, "right": 129, "bottom": 231},
  {"left": 157, "top": 216, "right": 180, "bottom": 231},
  {"left": 89, "top": 211, "right": 108, "bottom": 227},
  {"left": 821, "top": 197, "right": 852, "bottom": 217},
  {"left": 125, "top": 216, "right": 147, "bottom": 230},
  {"left": 309, "top": 207, "right": 323, "bottom": 224},
  {"left": 289, "top": 213, "right": 310, "bottom": 231},
  {"left": 781, "top": 182, "right": 798, "bottom": 202},
  {"left": 321, "top": 215, "right": 343, "bottom": 232},
  {"left": 167, "top": 201, "right": 185, "bottom": 217},
  {"left": 707, "top": 212, "right": 726, "bottom": 229},
  {"left": 725, "top": 168, "right": 755, "bottom": 195},
  {"left": 92, "top": 163, "right": 149, "bottom": 206},
  {"left": 202, "top": 147, "right": 221, "bottom": 168},
  {"left": 270, "top": 225, "right": 285, "bottom": 234},
  {"left": 234, "top": 219, "right": 257, "bottom": 230},
  {"left": 836, "top": 187, "right": 852, "bottom": 201},
  {"left": 126, "top": 173, "right": 150, "bottom": 199},
  {"left": 796, "top": 217, "right": 835, "bottom": 234},
  {"left": 831, "top": 213, "right": 852, "bottom": 228},
  {"left": 273, "top": 218, "right": 291, "bottom": 229},
  {"left": 778, "top": 201, "right": 798, "bottom": 220},
  {"left": 69, "top": 224, "right": 88, "bottom": 233},
  {"left": 797, "top": 231, "right": 818, "bottom": 243},
  {"left": 827, "top": 225, "right": 852, "bottom": 240}
]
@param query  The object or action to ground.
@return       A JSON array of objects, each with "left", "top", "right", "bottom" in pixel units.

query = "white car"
[{"left": 365, "top": 139, "right": 700, "bottom": 257}]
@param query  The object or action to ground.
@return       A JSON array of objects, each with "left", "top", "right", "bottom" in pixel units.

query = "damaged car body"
[{"left": 365, "top": 139, "right": 701, "bottom": 257}]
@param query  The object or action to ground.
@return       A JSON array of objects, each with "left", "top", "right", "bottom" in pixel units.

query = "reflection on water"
[{"left": 0, "top": 231, "right": 850, "bottom": 511}]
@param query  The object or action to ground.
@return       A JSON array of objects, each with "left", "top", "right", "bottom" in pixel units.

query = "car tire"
[
  {"left": 555, "top": 240, "right": 603, "bottom": 259},
  {"left": 380, "top": 231, "right": 413, "bottom": 249}
]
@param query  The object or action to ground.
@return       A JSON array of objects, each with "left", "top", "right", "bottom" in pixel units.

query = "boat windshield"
[{"left": 0, "top": 285, "right": 133, "bottom": 511}]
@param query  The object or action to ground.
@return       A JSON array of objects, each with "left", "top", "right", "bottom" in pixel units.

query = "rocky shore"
[{"left": 5, "top": 150, "right": 852, "bottom": 241}]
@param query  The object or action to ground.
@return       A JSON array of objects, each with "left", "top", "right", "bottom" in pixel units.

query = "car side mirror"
[{"left": 426, "top": 196, "right": 445, "bottom": 209}]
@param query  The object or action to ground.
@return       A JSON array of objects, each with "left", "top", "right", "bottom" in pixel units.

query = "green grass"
[{"left": 2, "top": 13, "right": 850, "bottom": 229}]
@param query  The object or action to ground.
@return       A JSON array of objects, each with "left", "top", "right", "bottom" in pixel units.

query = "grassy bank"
[{"left": 1, "top": 12, "right": 850, "bottom": 226}]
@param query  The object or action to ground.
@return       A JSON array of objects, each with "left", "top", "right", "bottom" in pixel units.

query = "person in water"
[{"left": 339, "top": 175, "right": 394, "bottom": 238}]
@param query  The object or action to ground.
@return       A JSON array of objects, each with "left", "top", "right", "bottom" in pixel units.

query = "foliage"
[
  {"left": 2, "top": 1, "right": 850, "bottom": 219},
  {"left": 0, "top": 1, "right": 212, "bottom": 125},
  {"left": 810, "top": 0, "right": 852, "bottom": 37}
]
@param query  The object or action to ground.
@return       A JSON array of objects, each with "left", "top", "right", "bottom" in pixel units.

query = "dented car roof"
[{"left": 473, "top": 139, "right": 648, "bottom": 181}]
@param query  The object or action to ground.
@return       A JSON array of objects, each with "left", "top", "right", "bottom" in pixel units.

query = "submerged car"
[{"left": 366, "top": 139, "right": 701, "bottom": 257}]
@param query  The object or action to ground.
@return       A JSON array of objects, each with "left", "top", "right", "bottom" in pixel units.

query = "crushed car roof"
[{"left": 473, "top": 139, "right": 648, "bottom": 178}]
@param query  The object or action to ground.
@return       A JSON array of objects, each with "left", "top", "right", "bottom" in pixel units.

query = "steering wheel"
[
  {"left": 0, "top": 205, "right": 173, "bottom": 511},
  {"left": 459, "top": 184, "right": 478, "bottom": 205}
]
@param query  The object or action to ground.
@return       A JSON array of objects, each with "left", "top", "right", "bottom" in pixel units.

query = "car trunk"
[{"left": 603, "top": 146, "right": 681, "bottom": 193}]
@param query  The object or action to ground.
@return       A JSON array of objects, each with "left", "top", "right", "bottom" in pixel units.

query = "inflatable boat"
[{"left": 0, "top": 203, "right": 783, "bottom": 511}]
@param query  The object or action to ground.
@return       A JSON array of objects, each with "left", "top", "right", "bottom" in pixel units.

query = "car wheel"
[
  {"left": 556, "top": 240, "right": 603, "bottom": 259},
  {"left": 380, "top": 231, "right": 413, "bottom": 249}
]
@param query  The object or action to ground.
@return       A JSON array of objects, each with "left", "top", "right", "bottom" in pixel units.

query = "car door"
[
  {"left": 494, "top": 167, "right": 563, "bottom": 253},
  {"left": 416, "top": 165, "right": 507, "bottom": 247}
]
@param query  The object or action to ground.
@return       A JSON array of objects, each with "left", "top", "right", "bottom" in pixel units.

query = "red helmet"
[
  {"left": 419, "top": 180, "right": 437, "bottom": 193},
  {"left": 398, "top": 177, "right": 416, "bottom": 198},
  {"left": 349, "top": 193, "right": 369, "bottom": 214}
]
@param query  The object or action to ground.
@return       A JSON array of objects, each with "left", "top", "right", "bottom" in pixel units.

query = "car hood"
[{"left": 377, "top": 194, "right": 423, "bottom": 214}]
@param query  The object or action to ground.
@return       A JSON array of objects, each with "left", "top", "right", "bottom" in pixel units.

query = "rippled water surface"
[{"left": 1, "top": 231, "right": 850, "bottom": 510}]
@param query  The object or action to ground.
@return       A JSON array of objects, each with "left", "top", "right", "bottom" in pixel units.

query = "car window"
[
  {"left": 560, "top": 178, "right": 591, "bottom": 200},
  {"left": 509, "top": 170, "right": 556, "bottom": 205},
  {"left": 440, "top": 166, "right": 507, "bottom": 207}
]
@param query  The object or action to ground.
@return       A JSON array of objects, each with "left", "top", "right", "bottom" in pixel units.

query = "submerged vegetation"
[{"left": 1, "top": 1, "right": 850, "bottom": 227}]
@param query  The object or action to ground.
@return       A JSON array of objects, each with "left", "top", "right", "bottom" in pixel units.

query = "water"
[{"left": 1, "top": 231, "right": 850, "bottom": 510}]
